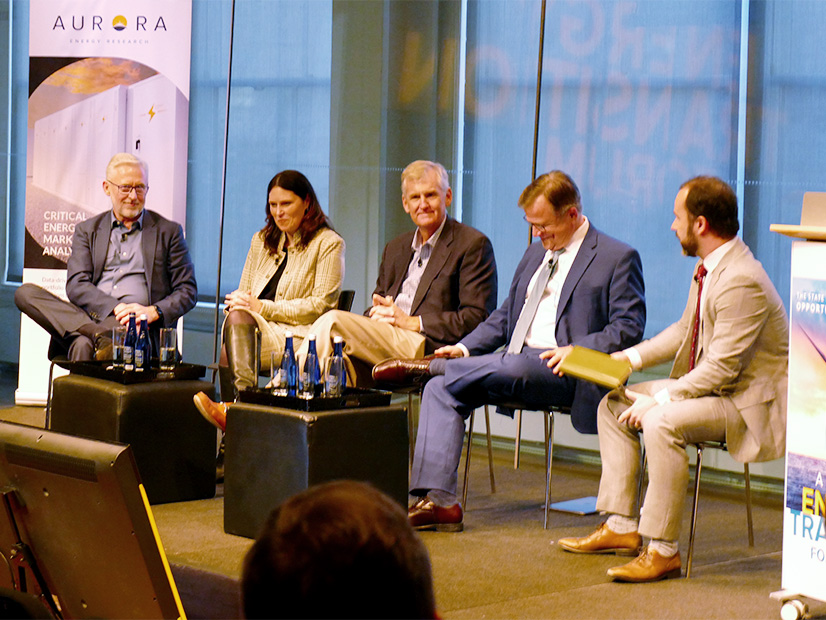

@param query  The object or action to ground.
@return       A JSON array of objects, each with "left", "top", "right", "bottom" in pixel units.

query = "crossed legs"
[
  {"left": 14, "top": 283, "right": 119, "bottom": 360},
  {"left": 410, "top": 349, "right": 576, "bottom": 499}
]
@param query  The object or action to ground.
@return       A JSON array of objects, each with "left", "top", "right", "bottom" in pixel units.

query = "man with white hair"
[
  {"left": 16, "top": 152, "right": 197, "bottom": 360},
  {"left": 295, "top": 159, "right": 497, "bottom": 386}
]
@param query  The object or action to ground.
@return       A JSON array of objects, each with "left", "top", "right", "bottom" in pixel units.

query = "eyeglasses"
[
  {"left": 107, "top": 180, "right": 148, "bottom": 196},
  {"left": 523, "top": 214, "right": 549, "bottom": 233}
]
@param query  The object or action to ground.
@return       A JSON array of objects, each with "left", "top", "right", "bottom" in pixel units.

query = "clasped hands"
[
  {"left": 368, "top": 294, "right": 420, "bottom": 332},
  {"left": 114, "top": 302, "right": 160, "bottom": 325},
  {"left": 224, "top": 289, "right": 263, "bottom": 314}
]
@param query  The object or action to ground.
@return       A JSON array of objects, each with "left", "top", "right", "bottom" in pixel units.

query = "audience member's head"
[{"left": 241, "top": 480, "right": 437, "bottom": 619}]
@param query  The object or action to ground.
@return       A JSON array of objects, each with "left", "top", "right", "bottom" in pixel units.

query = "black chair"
[
  {"left": 387, "top": 384, "right": 496, "bottom": 491},
  {"left": 337, "top": 289, "right": 355, "bottom": 313},
  {"left": 460, "top": 405, "right": 496, "bottom": 507},
  {"left": 45, "top": 338, "right": 70, "bottom": 429},
  {"left": 637, "top": 440, "right": 753, "bottom": 578},
  {"left": 687, "top": 441, "right": 753, "bottom": 577},
  {"left": 462, "top": 403, "right": 570, "bottom": 529}
]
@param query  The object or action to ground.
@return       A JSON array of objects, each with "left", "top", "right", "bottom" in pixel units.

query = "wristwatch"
[{"left": 154, "top": 305, "right": 164, "bottom": 325}]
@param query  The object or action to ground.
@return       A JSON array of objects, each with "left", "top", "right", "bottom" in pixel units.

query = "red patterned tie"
[{"left": 688, "top": 264, "right": 707, "bottom": 371}]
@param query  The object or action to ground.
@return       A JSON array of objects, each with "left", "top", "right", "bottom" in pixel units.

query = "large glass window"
[
  {"left": 464, "top": 0, "right": 743, "bottom": 335},
  {"left": 3, "top": 0, "right": 825, "bottom": 337},
  {"left": 745, "top": 0, "right": 826, "bottom": 306},
  {"left": 188, "top": 0, "right": 332, "bottom": 303}
]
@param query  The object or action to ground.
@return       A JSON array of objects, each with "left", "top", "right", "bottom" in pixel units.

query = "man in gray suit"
[
  {"left": 558, "top": 176, "right": 788, "bottom": 582},
  {"left": 15, "top": 152, "right": 197, "bottom": 360}
]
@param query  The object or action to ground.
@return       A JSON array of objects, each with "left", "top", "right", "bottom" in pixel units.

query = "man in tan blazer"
[{"left": 558, "top": 176, "right": 788, "bottom": 582}]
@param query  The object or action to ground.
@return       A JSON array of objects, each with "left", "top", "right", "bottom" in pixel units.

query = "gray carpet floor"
[{"left": 1, "top": 370, "right": 824, "bottom": 619}]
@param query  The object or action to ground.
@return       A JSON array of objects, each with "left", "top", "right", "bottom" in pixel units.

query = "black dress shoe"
[
  {"left": 408, "top": 497, "right": 463, "bottom": 532},
  {"left": 372, "top": 357, "right": 433, "bottom": 387}
]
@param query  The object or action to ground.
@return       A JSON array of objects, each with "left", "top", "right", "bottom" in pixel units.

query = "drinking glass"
[
  {"left": 112, "top": 327, "right": 127, "bottom": 369},
  {"left": 159, "top": 327, "right": 177, "bottom": 371}
]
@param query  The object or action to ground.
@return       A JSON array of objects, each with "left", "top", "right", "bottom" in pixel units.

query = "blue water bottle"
[
  {"left": 123, "top": 312, "right": 137, "bottom": 371},
  {"left": 280, "top": 331, "right": 298, "bottom": 397},
  {"left": 135, "top": 313, "right": 150, "bottom": 372},
  {"left": 301, "top": 334, "right": 322, "bottom": 397},
  {"left": 325, "top": 336, "right": 346, "bottom": 397}
]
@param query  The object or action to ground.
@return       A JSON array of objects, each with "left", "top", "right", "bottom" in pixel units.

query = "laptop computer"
[{"left": 770, "top": 191, "right": 826, "bottom": 240}]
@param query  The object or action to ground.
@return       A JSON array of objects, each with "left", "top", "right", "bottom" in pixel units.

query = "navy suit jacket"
[
  {"left": 371, "top": 217, "right": 498, "bottom": 353},
  {"left": 460, "top": 225, "right": 646, "bottom": 433},
  {"left": 66, "top": 209, "right": 198, "bottom": 327}
]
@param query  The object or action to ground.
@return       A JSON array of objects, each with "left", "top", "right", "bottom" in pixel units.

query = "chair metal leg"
[
  {"left": 686, "top": 444, "right": 705, "bottom": 579},
  {"left": 407, "top": 392, "right": 415, "bottom": 468},
  {"left": 514, "top": 409, "right": 523, "bottom": 469},
  {"left": 462, "top": 410, "right": 476, "bottom": 509},
  {"left": 45, "top": 360, "right": 56, "bottom": 430},
  {"left": 636, "top": 443, "right": 647, "bottom": 513},
  {"left": 543, "top": 410, "right": 555, "bottom": 529},
  {"left": 483, "top": 405, "right": 496, "bottom": 493},
  {"left": 744, "top": 462, "right": 754, "bottom": 547}
]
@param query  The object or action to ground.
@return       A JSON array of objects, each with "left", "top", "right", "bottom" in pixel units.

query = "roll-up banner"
[
  {"left": 782, "top": 241, "right": 826, "bottom": 602},
  {"left": 17, "top": 0, "right": 192, "bottom": 404}
]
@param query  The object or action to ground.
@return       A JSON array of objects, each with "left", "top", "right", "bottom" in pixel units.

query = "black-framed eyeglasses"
[
  {"left": 107, "top": 180, "right": 148, "bottom": 196},
  {"left": 523, "top": 214, "right": 548, "bottom": 233}
]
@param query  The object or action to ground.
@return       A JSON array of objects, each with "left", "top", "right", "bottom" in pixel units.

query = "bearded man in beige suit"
[{"left": 558, "top": 176, "right": 788, "bottom": 582}]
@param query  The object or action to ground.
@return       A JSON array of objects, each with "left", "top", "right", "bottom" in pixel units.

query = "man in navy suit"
[
  {"left": 383, "top": 171, "right": 646, "bottom": 531},
  {"left": 15, "top": 152, "right": 197, "bottom": 360}
]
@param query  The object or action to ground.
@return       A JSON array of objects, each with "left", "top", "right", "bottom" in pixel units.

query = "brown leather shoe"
[
  {"left": 557, "top": 522, "right": 642, "bottom": 556},
  {"left": 372, "top": 357, "right": 433, "bottom": 387},
  {"left": 94, "top": 334, "right": 114, "bottom": 361},
  {"left": 607, "top": 547, "right": 682, "bottom": 582},
  {"left": 408, "top": 497, "right": 463, "bottom": 532},
  {"left": 193, "top": 392, "right": 228, "bottom": 432}
]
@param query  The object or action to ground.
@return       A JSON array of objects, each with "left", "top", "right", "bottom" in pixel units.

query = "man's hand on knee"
[{"left": 616, "top": 389, "right": 656, "bottom": 429}]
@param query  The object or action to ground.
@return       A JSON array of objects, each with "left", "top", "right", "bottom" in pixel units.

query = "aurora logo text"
[{"left": 51, "top": 15, "right": 168, "bottom": 31}]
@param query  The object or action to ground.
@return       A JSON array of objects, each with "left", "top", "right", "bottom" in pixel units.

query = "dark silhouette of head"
[{"left": 242, "top": 480, "right": 437, "bottom": 619}]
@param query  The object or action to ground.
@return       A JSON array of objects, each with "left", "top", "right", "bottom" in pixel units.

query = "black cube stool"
[
  {"left": 50, "top": 374, "right": 217, "bottom": 505},
  {"left": 223, "top": 403, "right": 408, "bottom": 539}
]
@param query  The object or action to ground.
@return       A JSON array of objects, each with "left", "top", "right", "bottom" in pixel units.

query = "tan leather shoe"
[
  {"left": 193, "top": 392, "right": 228, "bottom": 432},
  {"left": 408, "top": 497, "right": 463, "bottom": 532},
  {"left": 558, "top": 522, "right": 642, "bottom": 556},
  {"left": 607, "top": 547, "right": 682, "bottom": 582}
]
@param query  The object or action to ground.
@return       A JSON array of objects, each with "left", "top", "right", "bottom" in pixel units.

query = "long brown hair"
[{"left": 261, "top": 170, "right": 331, "bottom": 254}]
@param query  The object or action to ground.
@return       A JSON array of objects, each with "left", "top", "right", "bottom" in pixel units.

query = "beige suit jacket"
[
  {"left": 231, "top": 227, "right": 345, "bottom": 365},
  {"left": 634, "top": 237, "right": 788, "bottom": 462}
]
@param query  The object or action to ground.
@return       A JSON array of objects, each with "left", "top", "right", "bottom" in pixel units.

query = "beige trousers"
[
  {"left": 596, "top": 378, "right": 731, "bottom": 541},
  {"left": 295, "top": 310, "right": 427, "bottom": 386}
]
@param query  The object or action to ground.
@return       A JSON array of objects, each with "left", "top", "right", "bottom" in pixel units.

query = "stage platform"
[{"left": 1, "top": 388, "right": 822, "bottom": 619}]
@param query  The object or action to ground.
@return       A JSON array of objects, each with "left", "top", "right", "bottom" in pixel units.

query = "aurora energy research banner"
[{"left": 17, "top": 0, "right": 192, "bottom": 404}]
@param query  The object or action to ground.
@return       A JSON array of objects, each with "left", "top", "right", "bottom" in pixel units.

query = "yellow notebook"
[{"left": 557, "top": 346, "right": 632, "bottom": 389}]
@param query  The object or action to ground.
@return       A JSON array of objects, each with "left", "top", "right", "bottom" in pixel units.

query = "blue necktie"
[{"left": 507, "top": 249, "right": 563, "bottom": 354}]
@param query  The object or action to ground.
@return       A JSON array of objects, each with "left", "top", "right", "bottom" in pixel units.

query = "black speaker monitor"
[{"left": 0, "top": 421, "right": 185, "bottom": 619}]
